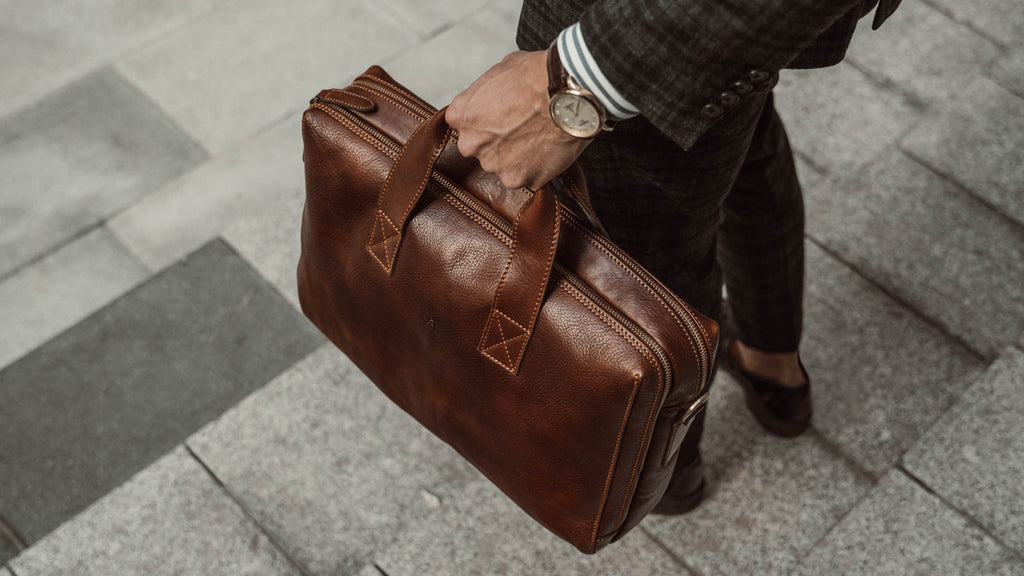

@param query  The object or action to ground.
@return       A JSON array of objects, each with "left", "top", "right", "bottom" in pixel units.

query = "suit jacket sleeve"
[{"left": 578, "top": 0, "right": 865, "bottom": 150}]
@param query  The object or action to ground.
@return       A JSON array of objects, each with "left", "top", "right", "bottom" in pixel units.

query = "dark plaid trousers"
[{"left": 577, "top": 85, "right": 805, "bottom": 457}]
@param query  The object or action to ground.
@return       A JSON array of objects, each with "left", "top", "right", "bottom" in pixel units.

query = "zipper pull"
[{"left": 309, "top": 89, "right": 377, "bottom": 113}]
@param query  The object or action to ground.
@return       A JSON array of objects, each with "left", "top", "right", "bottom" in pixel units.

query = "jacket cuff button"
[
  {"left": 719, "top": 91, "right": 740, "bottom": 106},
  {"left": 747, "top": 69, "right": 770, "bottom": 83},
  {"left": 731, "top": 80, "right": 754, "bottom": 95},
  {"left": 701, "top": 103, "right": 725, "bottom": 119}
]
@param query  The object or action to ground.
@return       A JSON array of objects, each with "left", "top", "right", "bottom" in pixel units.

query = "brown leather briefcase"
[{"left": 297, "top": 66, "right": 718, "bottom": 553}]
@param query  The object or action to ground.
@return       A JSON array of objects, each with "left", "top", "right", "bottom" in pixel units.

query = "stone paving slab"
[
  {"left": 9, "top": 447, "right": 302, "bottom": 576},
  {"left": 0, "top": 227, "right": 148, "bottom": 370},
  {"left": 379, "top": 0, "right": 494, "bottom": 39},
  {"left": 900, "top": 77, "right": 1024, "bottom": 228},
  {"left": 774, "top": 62, "right": 923, "bottom": 178},
  {"left": 989, "top": 48, "right": 1024, "bottom": 98},
  {"left": 643, "top": 374, "right": 873, "bottom": 576},
  {"left": 109, "top": 116, "right": 304, "bottom": 272},
  {"left": 802, "top": 242, "right": 983, "bottom": 476},
  {"left": 382, "top": 1, "right": 520, "bottom": 108},
  {"left": 0, "top": 0, "right": 215, "bottom": 118},
  {"left": 0, "top": 67, "right": 208, "bottom": 279},
  {"left": 375, "top": 479, "right": 690, "bottom": 576},
  {"left": 845, "top": 0, "right": 1000, "bottom": 106},
  {"left": 116, "top": 0, "right": 414, "bottom": 154},
  {"left": 222, "top": 194, "right": 305, "bottom": 309},
  {"left": 903, "top": 347, "right": 1024, "bottom": 555},
  {"left": 922, "top": 0, "right": 1024, "bottom": 48},
  {"left": 805, "top": 150, "right": 1024, "bottom": 359},
  {"left": 795, "top": 470, "right": 1024, "bottom": 576},
  {"left": 0, "top": 240, "right": 323, "bottom": 544},
  {"left": 188, "top": 345, "right": 482, "bottom": 576}
]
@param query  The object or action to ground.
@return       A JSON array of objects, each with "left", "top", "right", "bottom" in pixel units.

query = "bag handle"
[{"left": 367, "top": 108, "right": 560, "bottom": 375}]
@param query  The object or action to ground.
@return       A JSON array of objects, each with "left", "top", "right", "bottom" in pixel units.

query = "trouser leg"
[{"left": 718, "top": 92, "right": 805, "bottom": 353}]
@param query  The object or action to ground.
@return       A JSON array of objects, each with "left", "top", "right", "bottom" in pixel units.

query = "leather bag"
[{"left": 297, "top": 66, "right": 718, "bottom": 553}]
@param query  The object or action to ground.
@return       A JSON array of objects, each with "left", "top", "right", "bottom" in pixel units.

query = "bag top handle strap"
[
  {"left": 366, "top": 107, "right": 452, "bottom": 274},
  {"left": 368, "top": 108, "right": 561, "bottom": 375}
]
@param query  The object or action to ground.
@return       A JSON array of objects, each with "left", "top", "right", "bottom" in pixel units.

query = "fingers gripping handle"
[{"left": 367, "top": 108, "right": 561, "bottom": 375}]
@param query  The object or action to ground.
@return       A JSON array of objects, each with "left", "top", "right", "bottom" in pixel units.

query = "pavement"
[{"left": 1, "top": 1, "right": 1022, "bottom": 575}]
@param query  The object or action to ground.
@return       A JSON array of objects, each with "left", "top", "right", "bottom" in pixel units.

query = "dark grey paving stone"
[
  {"left": 795, "top": 471, "right": 1024, "bottom": 576},
  {"left": 988, "top": 48, "right": 1024, "bottom": 99},
  {"left": 10, "top": 448, "right": 302, "bottom": 576},
  {"left": 774, "top": 63, "right": 923, "bottom": 178},
  {"left": 904, "top": 347, "right": 1024, "bottom": 555},
  {"left": 901, "top": 77, "right": 1024, "bottom": 228},
  {"left": 375, "top": 479, "right": 690, "bottom": 576},
  {"left": 0, "top": 538, "right": 16, "bottom": 565},
  {"left": 805, "top": 150, "right": 1024, "bottom": 359},
  {"left": 846, "top": 0, "right": 1000, "bottom": 106},
  {"left": 643, "top": 373, "right": 873, "bottom": 576},
  {"left": 188, "top": 346, "right": 483, "bottom": 576},
  {"left": 923, "top": 0, "right": 1024, "bottom": 47},
  {"left": 0, "top": 67, "right": 208, "bottom": 279},
  {"left": 803, "top": 242, "right": 984, "bottom": 476},
  {"left": 0, "top": 240, "right": 323, "bottom": 544}
]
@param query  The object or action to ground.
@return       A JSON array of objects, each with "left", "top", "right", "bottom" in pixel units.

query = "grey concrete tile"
[
  {"left": 774, "top": 63, "right": 923, "bottom": 178},
  {"left": 795, "top": 471, "right": 1024, "bottom": 576},
  {"left": 0, "top": 240, "right": 323, "bottom": 544},
  {"left": 188, "top": 346, "right": 481, "bottom": 576},
  {"left": 375, "top": 479, "right": 691, "bottom": 576},
  {"left": 803, "top": 242, "right": 984, "bottom": 476},
  {"left": 846, "top": 1, "right": 1000, "bottom": 106},
  {"left": 109, "top": 116, "right": 304, "bottom": 272},
  {"left": 0, "top": 0, "right": 215, "bottom": 118},
  {"left": 0, "top": 67, "right": 208, "bottom": 279},
  {"left": 382, "top": 3, "right": 521, "bottom": 108},
  {"left": 643, "top": 374, "right": 874, "bottom": 576},
  {"left": 1, "top": 567, "right": 10, "bottom": 575},
  {"left": 0, "top": 227, "right": 149, "bottom": 369},
  {"left": 904, "top": 347, "right": 1024, "bottom": 555},
  {"left": 806, "top": 151, "right": 1024, "bottom": 359},
  {"left": 901, "top": 77, "right": 1024, "bottom": 227},
  {"left": 116, "top": 0, "right": 414, "bottom": 154},
  {"left": 923, "top": 0, "right": 1024, "bottom": 48},
  {"left": 9, "top": 447, "right": 301, "bottom": 576},
  {"left": 222, "top": 193, "right": 304, "bottom": 309},
  {"left": 988, "top": 48, "right": 1024, "bottom": 99},
  {"left": 378, "top": 0, "right": 494, "bottom": 38}
]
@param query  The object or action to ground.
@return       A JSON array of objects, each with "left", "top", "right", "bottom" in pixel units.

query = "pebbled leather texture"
[{"left": 297, "top": 66, "right": 719, "bottom": 553}]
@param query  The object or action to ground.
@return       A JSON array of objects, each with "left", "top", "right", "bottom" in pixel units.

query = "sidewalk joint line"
[
  {"left": 184, "top": 444, "right": 315, "bottom": 576},
  {"left": 896, "top": 465, "right": 1024, "bottom": 564},
  {"left": 899, "top": 148, "right": 1024, "bottom": 237},
  {"left": 637, "top": 526, "right": 705, "bottom": 576},
  {"left": 805, "top": 236, "right": 989, "bottom": 363},
  {"left": 843, "top": 60, "right": 928, "bottom": 112},
  {"left": 0, "top": 512, "right": 27, "bottom": 552},
  {"left": 805, "top": 427, "right": 879, "bottom": 483}
]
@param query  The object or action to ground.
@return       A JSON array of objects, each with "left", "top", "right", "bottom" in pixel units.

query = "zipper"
[{"left": 327, "top": 79, "right": 711, "bottom": 390}]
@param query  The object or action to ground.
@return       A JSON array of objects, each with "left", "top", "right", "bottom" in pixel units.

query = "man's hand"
[{"left": 446, "top": 50, "right": 591, "bottom": 191}]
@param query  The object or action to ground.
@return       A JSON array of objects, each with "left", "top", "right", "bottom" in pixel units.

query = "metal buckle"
[{"left": 662, "top": 390, "right": 711, "bottom": 466}]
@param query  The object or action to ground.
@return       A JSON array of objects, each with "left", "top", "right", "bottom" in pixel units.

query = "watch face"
[{"left": 551, "top": 93, "right": 601, "bottom": 138}]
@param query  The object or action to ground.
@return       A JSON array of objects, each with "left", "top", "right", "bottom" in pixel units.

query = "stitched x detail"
[
  {"left": 479, "top": 309, "right": 529, "bottom": 373},
  {"left": 367, "top": 210, "right": 401, "bottom": 272}
]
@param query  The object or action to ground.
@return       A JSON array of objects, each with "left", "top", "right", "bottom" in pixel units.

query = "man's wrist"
[{"left": 555, "top": 22, "right": 640, "bottom": 122}]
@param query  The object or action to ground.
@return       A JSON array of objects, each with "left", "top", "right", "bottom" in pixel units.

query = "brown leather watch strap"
[{"left": 547, "top": 40, "right": 569, "bottom": 97}]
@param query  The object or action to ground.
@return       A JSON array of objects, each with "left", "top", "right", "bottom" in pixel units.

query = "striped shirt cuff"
[{"left": 556, "top": 22, "right": 640, "bottom": 122}]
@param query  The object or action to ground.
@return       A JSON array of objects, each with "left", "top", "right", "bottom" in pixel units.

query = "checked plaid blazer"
[{"left": 517, "top": 0, "right": 901, "bottom": 150}]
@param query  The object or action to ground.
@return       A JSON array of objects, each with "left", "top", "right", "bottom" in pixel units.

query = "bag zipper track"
[{"left": 338, "top": 77, "right": 710, "bottom": 390}]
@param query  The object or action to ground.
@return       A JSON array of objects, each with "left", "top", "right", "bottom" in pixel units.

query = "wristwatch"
[{"left": 547, "top": 41, "right": 614, "bottom": 139}]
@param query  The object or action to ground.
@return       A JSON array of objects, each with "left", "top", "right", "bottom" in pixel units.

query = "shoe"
[
  {"left": 723, "top": 340, "right": 812, "bottom": 437},
  {"left": 651, "top": 452, "right": 706, "bottom": 515}
]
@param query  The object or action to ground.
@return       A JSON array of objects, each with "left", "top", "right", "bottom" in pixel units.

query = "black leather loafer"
[
  {"left": 723, "top": 340, "right": 812, "bottom": 437},
  {"left": 652, "top": 453, "right": 706, "bottom": 515}
]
